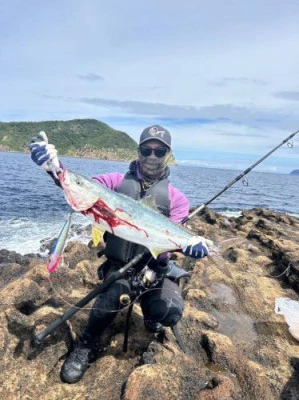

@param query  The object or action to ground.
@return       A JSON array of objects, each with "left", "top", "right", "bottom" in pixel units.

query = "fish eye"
[{"left": 76, "top": 179, "right": 82, "bottom": 186}]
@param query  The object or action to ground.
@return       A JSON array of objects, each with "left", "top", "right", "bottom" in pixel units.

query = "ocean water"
[{"left": 0, "top": 152, "right": 298, "bottom": 255}]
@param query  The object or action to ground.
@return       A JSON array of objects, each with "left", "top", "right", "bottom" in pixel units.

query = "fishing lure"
[{"left": 46, "top": 212, "right": 73, "bottom": 273}]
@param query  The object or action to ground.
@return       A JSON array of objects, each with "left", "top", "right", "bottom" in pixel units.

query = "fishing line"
[
  {"left": 47, "top": 277, "right": 176, "bottom": 314},
  {"left": 16, "top": 131, "right": 297, "bottom": 315},
  {"left": 45, "top": 237, "right": 241, "bottom": 312},
  {"left": 0, "top": 224, "right": 242, "bottom": 310},
  {"left": 182, "top": 128, "right": 299, "bottom": 223},
  {"left": 267, "top": 262, "right": 292, "bottom": 279},
  {"left": 47, "top": 249, "right": 176, "bottom": 313}
]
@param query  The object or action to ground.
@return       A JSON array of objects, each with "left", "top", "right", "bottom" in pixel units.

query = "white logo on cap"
[{"left": 148, "top": 127, "right": 166, "bottom": 137}]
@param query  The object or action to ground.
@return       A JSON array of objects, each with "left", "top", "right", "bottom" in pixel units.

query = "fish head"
[{"left": 59, "top": 170, "right": 100, "bottom": 211}]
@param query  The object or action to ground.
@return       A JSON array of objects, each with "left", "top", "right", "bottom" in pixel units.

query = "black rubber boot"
[{"left": 60, "top": 333, "right": 98, "bottom": 384}]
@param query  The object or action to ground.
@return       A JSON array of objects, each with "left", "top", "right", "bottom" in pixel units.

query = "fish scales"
[{"left": 58, "top": 169, "right": 194, "bottom": 258}]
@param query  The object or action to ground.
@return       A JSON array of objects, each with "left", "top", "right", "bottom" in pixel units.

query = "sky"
[{"left": 1, "top": 0, "right": 299, "bottom": 173}]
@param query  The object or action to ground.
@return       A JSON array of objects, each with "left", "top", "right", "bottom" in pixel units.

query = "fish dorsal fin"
[{"left": 140, "top": 195, "right": 159, "bottom": 212}]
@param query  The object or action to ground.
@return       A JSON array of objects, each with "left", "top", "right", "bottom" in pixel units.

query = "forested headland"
[{"left": 0, "top": 119, "right": 138, "bottom": 161}]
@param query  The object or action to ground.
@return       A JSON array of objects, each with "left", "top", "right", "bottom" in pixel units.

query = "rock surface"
[{"left": 0, "top": 208, "right": 299, "bottom": 399}]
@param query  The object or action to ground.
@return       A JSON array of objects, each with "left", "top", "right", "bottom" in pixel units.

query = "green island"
[{"left": 0, "top": 119, "right": 138, "bottom": 161}]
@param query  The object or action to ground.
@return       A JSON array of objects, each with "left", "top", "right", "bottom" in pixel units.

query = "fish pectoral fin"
[
  {"left": 140, "top": 195, "right": 159, "bottom": 212},
  {"left": 149, "top": 248, "right": 165, "bottom": 259}
]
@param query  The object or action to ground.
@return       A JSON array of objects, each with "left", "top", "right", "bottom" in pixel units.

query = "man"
[{"left": 30, "top": 125, "right": 210, "bottom": 383}]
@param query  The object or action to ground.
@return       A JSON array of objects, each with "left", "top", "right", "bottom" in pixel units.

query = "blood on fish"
[
  {"left": 168, "top": 238, "right": 182, "bottom": 248},
  {"left": 83, "top": 199, "right": 148, "bottom": 237}
]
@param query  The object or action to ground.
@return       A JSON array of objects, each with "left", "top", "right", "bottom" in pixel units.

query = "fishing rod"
[
  {"left": 182, "top": 129, "right": 299, "bottom": 224},
  {"left": 32, "top": 253, "right": 146, "bottom": 346},
  {"left": 31, "top": 129, "right": 298, "bottom": 346},
  {"left": 32, "top": 191, "right": 206, "bottom": 347},
  {"left": 31, "top": 253, "right": 188, "bottom": 349}
]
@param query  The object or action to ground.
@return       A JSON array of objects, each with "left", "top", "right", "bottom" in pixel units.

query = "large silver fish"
[{"left": 57, "top": 169, "right": 210, "bottom": 258}]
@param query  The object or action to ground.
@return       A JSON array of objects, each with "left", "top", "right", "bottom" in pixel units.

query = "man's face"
[{"left": 138, "top": 139, "right": 171, "bottom": 180}]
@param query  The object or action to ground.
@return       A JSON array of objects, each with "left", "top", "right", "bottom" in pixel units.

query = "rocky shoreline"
[
  {"left": 0, "top": 208, "right": 299, "bottom": 399},
  {"left": 0, "top": 148, "right": 136, "bottom": 163},
  {"left": 0, "top": 148, "right": 177, "bottom": 165}
]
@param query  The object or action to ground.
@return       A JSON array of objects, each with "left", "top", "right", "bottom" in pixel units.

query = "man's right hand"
[{"left": 30, "top": 131, "right": 60, "bottom": 173}]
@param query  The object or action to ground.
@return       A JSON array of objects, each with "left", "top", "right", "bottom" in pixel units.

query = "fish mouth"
[{"left": 59, "top": 170, "right": 99, "bottom": 211}]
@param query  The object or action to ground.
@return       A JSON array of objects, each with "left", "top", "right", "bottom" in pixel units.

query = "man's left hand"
[{"left": 182, "top": 236, "right": 211, "bottom": 259}]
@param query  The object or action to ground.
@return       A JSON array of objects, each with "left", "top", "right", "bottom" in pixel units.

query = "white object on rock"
[{"left": 275, "top": 297, "right": 299, "bottom": 341}]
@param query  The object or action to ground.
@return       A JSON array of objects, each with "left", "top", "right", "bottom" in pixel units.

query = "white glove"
[
  {"left": 182, "top": 236, "right": 213, "bottom": 259},
  {"left": 30, "top": 131, "right": 61, "bottom": 176}
]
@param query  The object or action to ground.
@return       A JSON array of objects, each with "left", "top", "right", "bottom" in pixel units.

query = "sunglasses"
[{"left": 139, "top": 146, "right": 169, "bottom": 158}]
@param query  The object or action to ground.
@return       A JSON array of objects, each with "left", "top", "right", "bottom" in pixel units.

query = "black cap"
[{"left": 139, "top": 125, "right": 171, "bottom": 148}]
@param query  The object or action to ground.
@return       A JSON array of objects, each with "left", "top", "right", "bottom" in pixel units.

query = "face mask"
[{"left": 138, "top": 149, "right": 171, "bottom": 180}]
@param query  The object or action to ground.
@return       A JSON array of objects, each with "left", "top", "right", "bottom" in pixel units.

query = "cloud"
[
  {"left": 274, "top": 91, "right": 299, "bottom": 101},
  {"left": 80, "top": 96, "right": 281, "bottom": 128},
  {"left": 2, "top": 0, "right": 299, "bottom": 173},
  {"left": 42, "top": 94, "right": 64, "bottom": 100},
  {"left": 212, "top": 131, "right": 267, "bottom": 138},
  {"left": 208, "top": 77, "right": 269, "bottom": 87},
  {"left": 80, "top": 97, "right": 204, "bottom": 118},
  {"left": 77, "top": 73, "right": 104, "bottom": 82}
]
